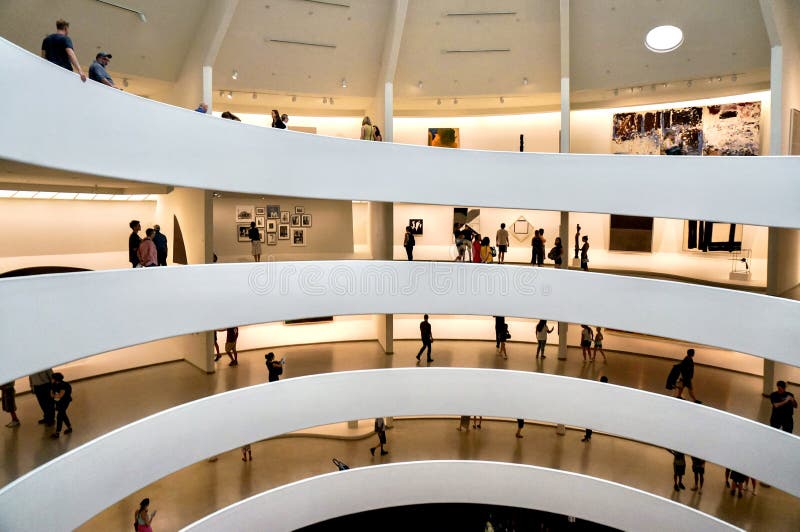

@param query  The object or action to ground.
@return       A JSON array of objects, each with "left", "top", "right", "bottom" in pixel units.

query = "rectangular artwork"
[
  {"left": 267, "top": 205, "right": 280, "bottom": 219},
  {"left": 428, "top": 128, "right": 460, "bottom": 148},
  {"left": 291, "top": 214, "right": 301, "bottom": 227},
  {"left": 266, "top": 219, "right": 277, "bottom": 233},
  {"left": 291, "top": 227, "right": 306, "bottom": 246},
  {"left": 255, "top": 216, "right": 265, "bottom": 228},
  {"left": 255, "top": 207, "right": 266, "bottom": 216},
  {"left": 453, "top": 207, "right": 480, "bottom": 235},
  {"left": 609, "top": 215, "right": 653, "bottom": 252},
  {"left": 237, "top": 224, "right": 251, "bottom": 243},
  {"left": 267, "top": 233, "right": 277, "bottom": 246},
  {"left": 280, "top": 211, "right": 291, "bottom": 224},
  {"left": 408, "top": 219, "right": 423, "bottom": 235},
  {"left": 278, "top": 224, "right": 290, "bottom": 240},
  {"left": 295, "top": 206, "right": 305, "bottom": 214},
  {"left": 235, "top": 205, "right": 255, "bottom": 223},
  {"left": 301, "top": 214, "right": 312, "bottom": 227}
]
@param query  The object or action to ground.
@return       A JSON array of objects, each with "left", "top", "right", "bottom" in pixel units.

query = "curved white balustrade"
[
  {"left": 1, "top": 38, "right": 798, "bottom": 228},
  {"left": 0, "top": 261, "right": 800, "bottom": 382},
  {"left": 1, "top": 261, "right": 798, "bottom": 384},
  {"left": 0, "top": 369, "right": 795, "bottom": 530},
  {"left": 182, "top": 461, "right": 741, "bottom": 532}
]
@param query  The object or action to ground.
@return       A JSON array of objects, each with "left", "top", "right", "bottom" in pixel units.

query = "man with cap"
[{"left": 89, "top": 52, "right": 118, "bottom": 88}]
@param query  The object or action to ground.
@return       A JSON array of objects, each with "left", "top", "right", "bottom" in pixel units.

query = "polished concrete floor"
[{"left": 2, "top": 340, "right": 796, "bottom": 531}]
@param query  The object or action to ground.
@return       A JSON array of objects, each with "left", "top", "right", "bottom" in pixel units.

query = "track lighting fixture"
[
  {"left": 323, "top": 97, "right": 328, "bottom": 104},
  {"left": 341, "top": 78, "right": 347, "bottom": 88},
  {"left": 226, "top": 91, "right": 233, "bottom": 99},
  {"left": 436, "top": 98, "right": 441, "bottom": 105},
  {"left": 232, "top": 69, "right": 238, "bottom": 80},
  {"left": 453, "top": 98, "right": 458, "bottom": 104},
  {"left": 418, "top": 80, "right": 423, "bottom": 89},
  {"left": 499, "top": 96, "right": 504, "bottom": 103},
  {"left": 292, "top": 95, "right": 297, "bottom": 102},
  {"left": 522, "top": 77, "right": 528, "bottom": 85}
]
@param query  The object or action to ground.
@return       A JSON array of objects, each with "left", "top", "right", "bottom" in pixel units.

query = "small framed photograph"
[
  {"left": 255, "top": 207, "right": 266, "bottom": 216},
  {"left": 255, "top": 216, "right": 265, "bottom": 228},
  {"left": 280, "top": 211, "right": 290, "bottom": 224},
  {"left": 291, "top": 214, "right": 302, "bottom": 227},
  {"left": 292, "top": 227, "right": 306, "bottom": 246},
  {"left": 266, "top": 219, "right": 277, "bottom": 233},
  {"left": 258, "top": 228, "right": 265, "bottom": 243},
  {"left": 237, "top": 224, "right": 251, "bottom": 242},
  {"left": 301, "top": 214, "right": 312, "bottom": 227},
  {"left": 294, "top": 206, "right": 305, "bottom": 214},
  {"left": 409, "top": 219, "right": 423, "bottom": 235},
  {"left": 267, "top": 205, "right": 280, "bottom": 219},
  {"left": 267, "top": 233, "right": 277, "bottom": 245},
  {"left": 278, "top": 224, "right": 290, "bottom": 240},
  {"left": 236, "top": 205, "right": 255, "bottom": 223}
]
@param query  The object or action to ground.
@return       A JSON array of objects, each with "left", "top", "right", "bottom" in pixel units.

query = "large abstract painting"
[{"left": 612, "top": 101, "right": 760, "bottom": 156}]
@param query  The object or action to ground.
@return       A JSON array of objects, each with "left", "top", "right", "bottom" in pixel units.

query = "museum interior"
[{"left": 0, "top": 0, "right": 799, "bottom": 530}]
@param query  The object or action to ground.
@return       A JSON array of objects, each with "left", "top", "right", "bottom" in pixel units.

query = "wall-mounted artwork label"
[
  {"left": 235, "top": 205, "right": 255, "bottom": 222},
  {"left": 609, "top": 215, "right": 653, "bottom": 253},
  {"left": 267, "top": 205, "right": 280, "bottom": 219},
  {"left": 409, "top": 219, "right": 423, "bottom": 235},
  {"left": 612, "top": 101, "right": 760, "bottom": 156},
  {"left": 428, "top": 128, "right": 460, "bottom": 148},
  {"left": 292, "top": 227, "right": 306, "bottom": 246}
]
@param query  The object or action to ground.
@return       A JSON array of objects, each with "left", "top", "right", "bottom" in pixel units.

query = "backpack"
[
  {"left": 547, "top": 247, "right": 557, "bottom": 260},
  {"left": 490, "top": 246, "right": 497, "bottom": 257},
  {"left": 665, "top": 363, "right": 682, "bottom": 390}
]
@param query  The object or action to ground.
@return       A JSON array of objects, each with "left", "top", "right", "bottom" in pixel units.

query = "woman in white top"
[
  {"left": 535, "top": 320, "right": 553, "bottom": 359},
  {"left": 360, "top": 116, "right": 375, "bottom": 140}
]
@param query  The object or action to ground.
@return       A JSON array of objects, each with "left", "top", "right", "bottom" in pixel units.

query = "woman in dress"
[
  {"left": 134, "top": 498, "right": 157, "bottom": 532},
  {"left": 535, "top": 320, "right": 553, "bottom": 359},
  {"left": 360, "top": 116, "right": 374, "bottom": 140},
  {"left": 480, "top": 236, "right": 493, "bottom": 263},
  {"left": 472, "top": 234, "right": 483, "bottom": 263}
]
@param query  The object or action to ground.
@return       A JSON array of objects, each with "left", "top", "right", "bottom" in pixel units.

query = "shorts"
[
  {"left": 498, "top": 245, "right": 507, "bottom": 252},
  {"left": 377, "top": 430, "right": 386, "bottom": 444},
  {"left": 673, "top": 464, "right": 686, "bottom": 476},
  {"left": 677, "top": 377, "right": 693, "bottom": 389},
  {"left": 692, "top": 464, "right": 705, "bottom": 474},
  {"left": 581, "top": 340, "right": 591, "bottom": 348},
  {"left": 251, "top": 241, "right": 262, "bottom": 255},
  {"left": 225, "top": 342, "right": 237, "bottom": 351},
  {"left": 730, "top": 471, "right": 747, "bottom": 483},
  {"left": 594, "top": 342, "right": 602, "bottom": 348}
]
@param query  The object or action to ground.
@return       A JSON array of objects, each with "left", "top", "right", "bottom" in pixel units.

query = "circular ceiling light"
[{"left": 645, "top": 25, "right": 683, "bottom": 53}]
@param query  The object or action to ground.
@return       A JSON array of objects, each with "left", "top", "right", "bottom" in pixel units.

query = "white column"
[{"left": 557, "top": 0, "right": 570, "bottom": 362}]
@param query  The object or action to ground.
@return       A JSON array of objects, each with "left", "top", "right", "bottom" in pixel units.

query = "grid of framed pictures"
[{"left": 239, "top": 204, "right": 311, "bottom": 248}]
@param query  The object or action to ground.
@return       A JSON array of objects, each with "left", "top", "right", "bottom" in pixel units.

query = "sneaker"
[
  {"left": 5, "top": 420, "right": 20, "bottom": 428},
  {"left": 674, "top": 484, "right": 680, "bottom": 491},
  {"left": 64, "top": 427, "right": 72, "bottom": 434},
  {"left": 370, "top": 447, "right": 375, "bottom": 456},
  {"left": 380, "top": 451, "right": 389, "bottom": 456}
]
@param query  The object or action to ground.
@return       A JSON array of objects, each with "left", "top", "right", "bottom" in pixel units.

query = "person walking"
[
  {"left": 480, "top": 236, "right": 493, "bottom": 263},
  {"left": 248, "top": 222, "right": 261, "bottom": 262},
  {"left": 535, "top": 320, "right": 553, "bottom": 359},
  {"left": 220, "top": 327, "right": 239, "bottom": 366},
  {"left": 549, "top": 237, "right": 564, "bottom": 268},
  {"left": 769, "top": 380, "right": 797, "bottom": 433},
  {"left": 271, "top": 109, "right": 286, "bottom": 129},
  {"left": 88, "top": 52, "right": 118, "bottom": 88},
  {"left": 499, "top": 322, "right": 510, "bottom": 360},
  {"left": 494, "top": 316, "right": 506, "bottom": 355},
  {"left": 531, "top": 229, "right": 545, "bottom": 266},
  {"left": 454, "top": 228, "right": 468, "bottom": 262},
  {"left": 50, "top": 372, "right": 73, "bottom": 438},
  {"left": 41, "top": 19, "right": 86, "bottom": 81},
  {"left": 690, "top": 456, "right": 705, "bottom": 492},
  {"left": 152, "top": 225, "right": 168, "bottom": 266},
  {"left": 593, "top": 327, "right": 607, "bottom": 362},
  {"left": 360, "top": 116, "right": 375, "bottom": 140},
  {"left": 369, "top": 417, "right": 388, "bottom": 456},
  {"left": 129, "top": 220, "right": 142, "bottom": 268},
  {"left": 472, "top": 234, "right": 482, "bottom": 263},
  {"left": 2, "top": 382, "right": 20, "bottom": 428},
  {"left": 403, "top": 225, "right": 415, "bottom": 261},
  {"left": 515, "top": 419, "right": 525, "bottom": 438},
  {"left": 580, "top": 325, "right": 594, "bottom": 362},
  {"left": 675, "top": 349, "right": 701, "bottom": 403},
  {"left": 496, "top": 223, "right": 510, "bottom": 264},
  {"left": 134, "top": 498, "right": 157, "bottom": 532},
  {"left": 580, "top": 235, "right": 590, "bottom": 271},
  {"left": 265, "top": 352, "right": 285, "bottom": 382},
  {"left": 574, "top": 224, "right": 581, "bottom": 259},
  {"left": 137, "top": 228, "right": 158, "bottom": 267},
  {"left": 29, "top": 369, "right": 55, "bottom": 426},
  {"left": 416, "top": 314, "right": 433, "bottom": 363},
  {"left": 582, "top": 376, "right": 609, "bottom": 441}
]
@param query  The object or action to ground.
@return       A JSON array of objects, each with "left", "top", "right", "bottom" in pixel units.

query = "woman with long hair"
[
  {"left": 535, "top": 320, "right": 553, "bottom": 359},
  {"left": 373, "top": 125, "right": 383, "bottom": 141},
  {"left": 360, "top": 116, "right": 374, "bottom": 140},
  {"left": 134, "top": 498, "right": 157, "bottom": 532},
  {"left": 271, "top": 109, "right": 286, "bottom": 129}
]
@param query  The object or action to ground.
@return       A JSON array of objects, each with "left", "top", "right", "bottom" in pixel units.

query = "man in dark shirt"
[
  {"left": 152, "top": 224, "right": 168, "bottom": 266},
  {"left": 50, "top": 372, "right": 73, "bottom": 438},
  {"left": 88, "top": 52, "right": 117, "bottom": 88},
  {"left": 129, "top": 220, "right": 142, "bottom": 267},
  {"left": 416, "top": 314, "right": 433, "bottom": 363},
  {"left": 222, "top": 327, "right": 239, "bottom": 366},
  {"left": 494, "top": 316, "right": 506, "bottom": 354},
  {"left": 41, "top": 19, "right": 86, "bottom": 81},
  {"left": 770, "top": 380, "right": 797, "bottom": 433},
  {"left": 675, "top": 349, "right": 701, "bottom": 403}
]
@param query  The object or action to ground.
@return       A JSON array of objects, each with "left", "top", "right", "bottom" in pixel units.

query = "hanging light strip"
[
  {"left": 444, "top": 48, "right": 511, "bottom": 54},
  {"left": 269, "top": 39, "right": 336, "bottom": 49},
  {"left": 446, "top": 11, "right": 516, "bottom": 16},
  {"left": 301, "top": 0, "right": 350, "bottom": 7}
]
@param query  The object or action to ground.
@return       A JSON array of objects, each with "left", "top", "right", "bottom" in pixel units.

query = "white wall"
[
  {"left": 236, "top": 315, "right": 376, "bottom": 351},
  {"left": 2, "top": 368, "right": 796, "bottom": 531},
  {"left": 351, "top": 201, "right": 369, "bottom": 248},
  {"left": 184, "top": 462, "right": 739, "bottom": 532},
  {"left": 230, "top": 112, "right": 362, "bottom": 139},
  {"left": 154, "top": 187, "right": 211, "bottom": 265}
]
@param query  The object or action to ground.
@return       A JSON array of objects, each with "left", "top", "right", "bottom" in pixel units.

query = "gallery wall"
[{"left": 212, "top": 195, "right": 355, "bottom": 262}]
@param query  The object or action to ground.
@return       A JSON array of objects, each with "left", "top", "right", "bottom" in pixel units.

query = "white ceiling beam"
[
  {"left": 377, "top": 0, "right": 409, "bottom": 86},
  {"left": 758, "top": 0, "right": 781, "bottom": 47}
]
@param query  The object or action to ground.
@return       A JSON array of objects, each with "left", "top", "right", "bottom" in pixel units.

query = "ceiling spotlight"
[
  {"left": 522, "top": 77, "right": 528, "bottom": 85},
  {"left": 137, "top": 12, "right": 147, "bottom": 23},
  {"left": 323, "top": 97, "right": 328, "bottom": 104},
  {"left": 122, "top": 78, "right": 129, "bottom": 88},
  {"left": 629, "top": 87, "right": 634, "bottom": 94},
  {"left": 717, "top": 76, "right": 722, "bottom": 82},
  {"left": 212, "top": 192, "right": 221, "bottom": 198},
  {"left": 686, "top": 80, "right": 693, "bottom": 87},
  {"left": 437, "top": 98, "right": 442, "bottom": 105},
  {"left": 613, "top": 88, "right": 619, "bottom": 96},
  {"left": 732, "top": 74, "right": 738, "bottom": 82},
  {"left": 232, "top": 69, "right": 239, "bottom": 80},
  {"left": 707, "top": 77, "right": 713, "bottom": 84},
  {"left": 329, "top": 97, "right": 334, "bottom": 105},
  {"left": 453, "top": 98, "right": 458, "bottom": 104},
  {"left": 418, "top": 80, "right": 423, "bottom": 89},
  {"left": 644, "top": 25, "right": 684, "bottom": 53},
  {"left": 341, "top": 78, "right": 347, "bottom": 88},
  {"left": 499, "top": 96, "right": 504, "bottom": 103},
  {"left": 292, "top": 95, "right": 297, "bottom": 102},
  {"left": 226, "top": 91, "right": 233, "bottom": 99},
  {"left": 252, "top": 92, "right": 257, "bottom": 99},
  {"left": 662, "top": 83, "right": 668, "bottom": 88}
]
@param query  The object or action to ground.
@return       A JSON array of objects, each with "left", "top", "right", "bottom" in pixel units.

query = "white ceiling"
[{"left": 0, "top": 0, "right": 780, "bottom": 114}]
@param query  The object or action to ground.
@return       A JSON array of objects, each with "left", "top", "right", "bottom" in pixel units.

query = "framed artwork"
[
  {"left": 266, "top": 219, "right": 277, "bottom": 233},
  {"left": 278, "top": 224, "right": 290, "bottom": 240},
  {"left": 428, "top": 128, "right": 460, "bottom": 148},
  {"left": 292, "top": 227, "right": 306, "bottom": 246},
  {"left": 609, "top": 215, "right": 653, "bottom": 252},
  {"left": 295, "top": 206, "right": 305, "bottom": 214},
  {"left": 280, "top": 211, "right": 290, "bottom": 224},
  {"left": 267, "top": 233, "right": 277, "bottom": 246},
  {"left": 237, "top": 224, "right": 251, "bottom": 243},
  {"left": 235, "top": 205, "right": 255, "bottom": 223},
  {"left": 409, "top": 219, "right": 423, "bottom": 235},
  {"left": 291, "top": 214, "right": 302, "bottom": 227},
  {"left": 453, "top": 207, "right": 480, "bottom": 234},
  {"left": 258, "top": 228, "right": 265, "bottom": 243},
  {"left": 513, "top": 219, "right": 529, "bottom": 235},
  {"left": 255, "top": 207, "right": 266, "bottom": 216},
  {"left": 301, "top": 214, "right": 312, "bottom": 227},
  {"left": 255, "top": 216, "right": 265, "bottom": 228},
  {"left": 267, "top": 205, "right": 280, "bottom": 219}
]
